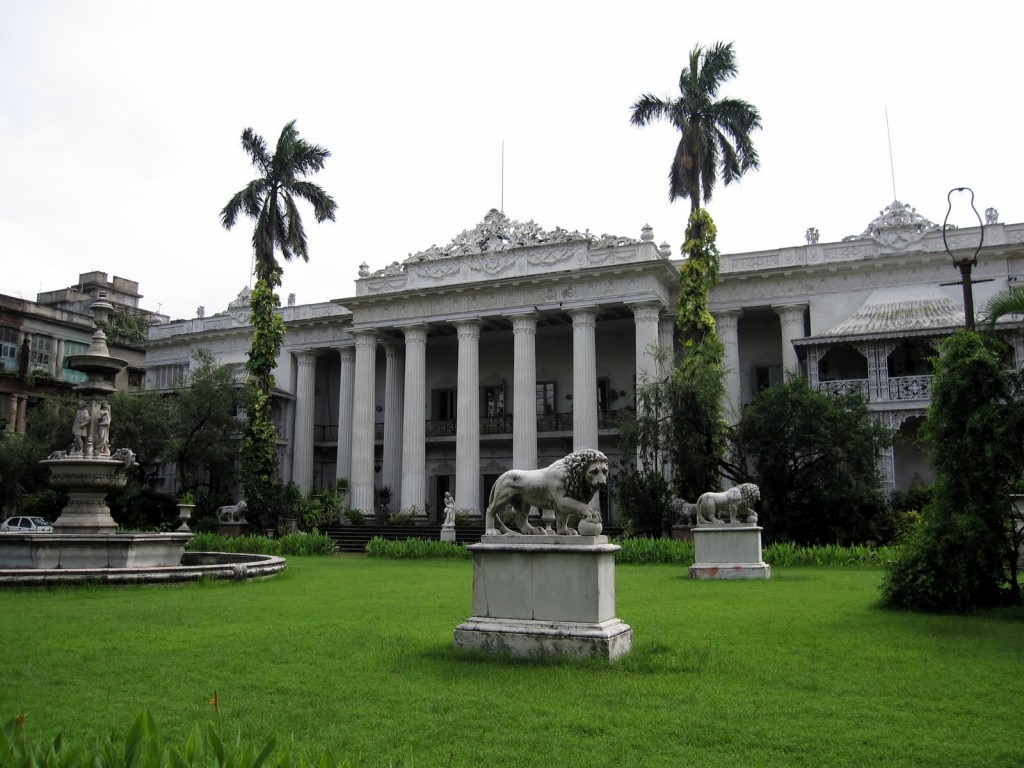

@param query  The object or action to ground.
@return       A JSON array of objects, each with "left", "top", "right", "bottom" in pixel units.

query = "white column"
[
  {"left": 630, "top": 302, "right": 662, "bottom": 387},
  {"left": 453, "top": 319, "right": 482, "bottom": 514},
  {"left": 382, "top": 341, "right": 404, "bottom": 503},
  {"left": 658, "top": 313, "right": 676, "bottom": 379},
  {"left": 509, "top": 312, "right": 539, "bottom": 470},
  {"left": 399, "top": 325, "right": 427, "bottom": 516},
  {"left": 292, "top": 350, "right": 318, "bottom": 494},
  {"left": 569, "top": 307, "right": 599, "bottom": 451},
  {"left": 715, "top": 310, "right": 743, "bottom": 426},
  {"left": 334, "top": 346, "right": 355, "bottom": 483},
  {"left": 350, "top": 330, "right": 378, "bottom": 513},
  {"left": 774, "top": 304, "right": 808, "bottom": 377}
]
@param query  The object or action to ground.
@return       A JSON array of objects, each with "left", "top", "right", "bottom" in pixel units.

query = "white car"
[{"left": 0, "top": 516, "right": 54, "bottom": 533}]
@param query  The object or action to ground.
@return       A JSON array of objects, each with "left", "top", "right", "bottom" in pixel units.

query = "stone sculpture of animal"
[
  {"left": 216, "top": 500, "right": 248, "bottom": 523},
  {"left": 695, "top": 484, "right": 760, "bottom": 525},
  {"left": 669, "top": 496, "right": 698, "bottom": 525},
  {"left": 484, "top": 449, "right": 609, "bottom": 536}
]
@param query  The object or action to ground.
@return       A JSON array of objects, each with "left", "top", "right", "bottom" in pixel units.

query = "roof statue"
[
  {"left": 843, "top": 200, "right": 939, "bottom": 248},
  {"left": 404, "top": 209, "right": 633, "bottom": 263}
]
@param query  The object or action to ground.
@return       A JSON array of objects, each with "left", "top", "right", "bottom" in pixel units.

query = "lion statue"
[
  {"left": 216, "top": 500, "right": 248, "bottom": 523},
  {"left": 695, "top": 484, "right": 760, "bottom": 526},
  {"left": 484, "top": 449, "right": 609, "bottom": 536},
  {"left": 669, "top": 496, "right": 698, "bottom": 526}
]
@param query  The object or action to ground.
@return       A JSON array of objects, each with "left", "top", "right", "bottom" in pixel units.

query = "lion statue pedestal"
[
  {"left": 688, "top": 484, "right": 770, "bottom": 580},
  {"left": 454, "top": 535, "right": 632, "bottom": 660}
]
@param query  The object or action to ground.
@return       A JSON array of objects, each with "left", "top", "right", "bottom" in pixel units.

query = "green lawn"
[{"left": 2, "top": 558, "right": 1022, "bottom": 767}]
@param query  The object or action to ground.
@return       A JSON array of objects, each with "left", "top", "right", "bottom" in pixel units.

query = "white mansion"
[{"left": 142, "top": 203, "right": 1024, "bottom": 521}]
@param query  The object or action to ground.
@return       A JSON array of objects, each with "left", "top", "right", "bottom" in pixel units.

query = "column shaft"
[
  {"left": 510, "top": 313, "right": 539, "bottom": 470},
  {"left": 399, "top": 325, "right": 427, "bottom": 516},
  {"left": 570, "top": 307, "right": 598, "bottom": 451},
  {"left": 350, "top": 331, "right": 378, "bottom": 513},
  {"left": 453, "top": 320, "right": 482, "bottom": 514},
  {"left": 334, "top": 346, "right": 355, "bottom": 483},
  {"left": 292, "top": 351, "right": 318, "bottom": 494},
  {"left": 715, "top": 310, "right": 743, "bottom": 426},
  {"left": 774, "top": 304, "right": 808, "bottom": 376}
]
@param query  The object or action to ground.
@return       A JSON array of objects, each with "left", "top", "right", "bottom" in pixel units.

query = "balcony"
[
  {"left": 816, "top": 375, "right": 933, "bottom": 403},
  {"left": 317, "top": 410, "right": 625, "bottom": 444}
]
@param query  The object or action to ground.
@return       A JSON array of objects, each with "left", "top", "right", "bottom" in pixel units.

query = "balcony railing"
[
  {"left": 816, "top": 375, "right": 933, "bottom": 402},
  {"left": 888, "top": 375, "right": 932, "bottom": 401},
  {"left": 817, "top": 379, "right": 869, "bottom": 398}
]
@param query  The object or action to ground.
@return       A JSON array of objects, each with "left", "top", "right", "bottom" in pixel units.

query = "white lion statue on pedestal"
[
  {"left": 216, "top": 500, "right": 248, "bottom": 523},
  {"left": 695, "top": 484, "right": 760, "bottom": 526},
  {"left": 484, "top": 449, "right": 609, "bottom": 536}
]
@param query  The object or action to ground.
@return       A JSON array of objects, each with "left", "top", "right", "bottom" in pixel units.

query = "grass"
[{"left": 2, "top": 558, "right": 1023, "bottom": 767}]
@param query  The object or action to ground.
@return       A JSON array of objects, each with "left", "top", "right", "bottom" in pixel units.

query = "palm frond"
[
  {"left": 630, "top": 94, "right": 672, "bottom": 127},
  {"left": 240, "top": 128, "right": 271, "bottom": 175},
  {"left": 697, "top": 41, "right": 738, "bottom": 98},
  {"left": 291, "top": 181, "right": 338, "bottom": 223},
  {"left": 978, "top": 288, "right": 1024, "bottom": 328}
]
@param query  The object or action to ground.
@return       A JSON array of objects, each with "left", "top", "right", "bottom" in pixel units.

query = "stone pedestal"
[
  {"left": 454, "top": 535, "right": 632, "bottom": 660},
  {"left": 218, "top": 522, "right": 250, "bottom": 539},
  {"left": 440, "top": 525, "right": 457, "bottom": 542},
  {"left": 689, "top": 525, "right": 771, "bottom": 580}
]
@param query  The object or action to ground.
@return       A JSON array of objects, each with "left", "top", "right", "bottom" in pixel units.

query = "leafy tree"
[
  {"left": 166, "top": 349, "right": 243, "bottom": 497},
  {"left": 631, "top": 41, "right": 762, "bottom": 214},
  {"left": 220, "top": 121, "right": 337, "bottom": 524},
  {"left": 734, "top": 377, "right": 891, "bottom": 545},
  {"left": 881, "top": 331, "right": 1024, "bottom": 611}
]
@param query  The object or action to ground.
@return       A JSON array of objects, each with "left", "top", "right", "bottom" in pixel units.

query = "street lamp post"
[{"left": 942, "top": 187, "right": 985, "bottom": 331}]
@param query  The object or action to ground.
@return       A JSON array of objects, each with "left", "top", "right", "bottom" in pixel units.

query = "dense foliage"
[
  {"left": 615, "top": 209, "right": 728, "bottom": 535},
  {"left": 882, "top": 331, "right": 1024, "bottom": 611},
  {"left": 220, "top": 121, "right": 337, "bottom": 527},
  {"left": 187, "top": 531, "right": 336, "bottom": 556},
  {"left": 733, "top": 377, "right": 892, "bottom": 544}
]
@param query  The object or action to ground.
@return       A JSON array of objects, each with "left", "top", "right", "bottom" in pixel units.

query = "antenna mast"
[
  {"left": 501, "top": 140, "right": 505, "bottom": 213},
  {"left": 885, "top": 106, "right": 897, "bottom": 201}
]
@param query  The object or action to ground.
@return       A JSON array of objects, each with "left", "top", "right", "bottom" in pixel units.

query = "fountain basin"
[
  {"left": 0, "top": 532, "right": 193, "bottom": 569},
  {"left": 0, "top": 550, "right": 286, "bottom": 587}
]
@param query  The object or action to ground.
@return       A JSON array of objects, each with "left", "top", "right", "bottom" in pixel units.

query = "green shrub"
[
  {"left": 185, "top": 531, "right": 335, "bottom": 556},
  {"left": 365, "top": 536, "right": 470, "bottom": 559},
  {"left": 615, "top": 537, "right": 694, "bottom": 564},
  {"left": 1, "top": 709, "right": 354, "bottom": 768},
  {"left": 343, "top": 508, "right": 365, "bottom": 525}
]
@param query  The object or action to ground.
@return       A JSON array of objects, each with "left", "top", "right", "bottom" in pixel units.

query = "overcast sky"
[{"left": 2, "top": 0, "right": 1020, "bottom": 321}]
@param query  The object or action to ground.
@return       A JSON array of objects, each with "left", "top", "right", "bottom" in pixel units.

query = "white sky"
[{"left": 2, "top": 0, "right": 1020, "bottom": 321}]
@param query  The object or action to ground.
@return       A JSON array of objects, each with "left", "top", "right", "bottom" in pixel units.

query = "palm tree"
[
  {"left": 220, "top": 121, "right": 337, "bottom": 525},
  {"left": 979, "top": 287, "right": 1024, "bottom": 329},
  {"left": 221, "top": 120, "right": 337, "bottom": 283},
  {"left": 631, "top": 41, "right": 762, "bottom": 214}
]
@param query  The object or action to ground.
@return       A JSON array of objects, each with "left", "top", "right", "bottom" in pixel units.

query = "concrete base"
[
  {"left": 454, "top": 534, "right": 632, "bottom": 660},
  {"left": 440, "top": 526, "right": 457, "bottom": 542},
  {"left": 689, "top": 525, "right": 771, "bottom": 580},
  {"left": 455, "top": 617, "right": 633, "bottom": 660},
  {"left": 0, "top": 532, "right": 194, "bottom": 569}
]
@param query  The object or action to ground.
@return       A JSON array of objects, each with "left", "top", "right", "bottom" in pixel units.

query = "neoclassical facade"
[{"left": 143, "top": 203, "right": 1024, "bottom": 518}]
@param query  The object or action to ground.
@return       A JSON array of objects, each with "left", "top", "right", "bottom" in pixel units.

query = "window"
[
  {"left": 432, "top": 388, "right": 456, "bottom": 420},
  {"left": 30, "top": 336, "right": 51, "bottom": 370},
  {"left": 752, "top": 365, "right": 782, "bottom": 394},
  {"left": 62, "top": 341, "right": 89, "bottom": 383},
  {"left": 597, "top": 378, "right": 610, "bottom": 415},
  {"left": 0, "top": 327, "right": 17, "bottom": 373},
  {"left": 147, "top": 363, "right": 188, "bottom": 390},
  {"left": 482, "top": 385, "right": 505, "bottom": 417},
  {"left": 535, "top": 381, "right": 555, "bottom": 417}
]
